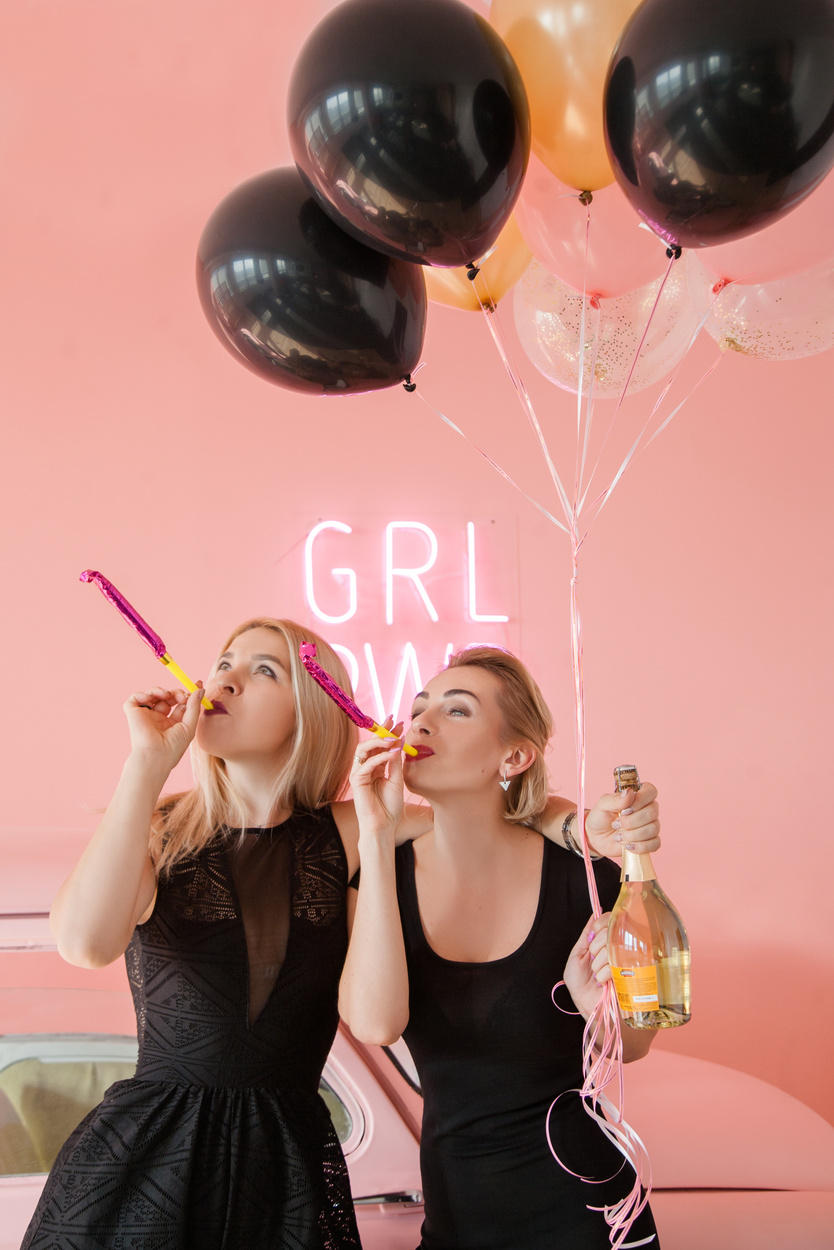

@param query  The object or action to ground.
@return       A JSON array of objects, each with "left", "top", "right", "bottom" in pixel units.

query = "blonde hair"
[
  {"left": 151, "top": 619, "right": 357, "bottom": 874},
  {"left": 446, "top": 645, "right": 553, "bottom": 828}
]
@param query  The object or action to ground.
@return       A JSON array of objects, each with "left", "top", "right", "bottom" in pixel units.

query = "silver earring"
[{"left": 499, "top": 771, "right": 511, "bottom": 792}]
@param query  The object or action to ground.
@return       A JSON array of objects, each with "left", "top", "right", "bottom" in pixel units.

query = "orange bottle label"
[{"left": 611, "top": 964, "right": 660, "bottom": 1013}]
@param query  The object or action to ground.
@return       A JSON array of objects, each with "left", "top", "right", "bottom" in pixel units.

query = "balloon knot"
[
  {"left": 466, "top": 263, "right": 480, "bottom": 282},
  {"left": 712, "top": 277, "right": 730, "bottom": 294},
  {"left": 666, "top": 245, "right": 683, "bottom": 260},
  {"left": 403, "top": 374, "right": 417, "bottom": 393},
  {"left": 578, "top": 190, "right": 593, "bottom": 206}
]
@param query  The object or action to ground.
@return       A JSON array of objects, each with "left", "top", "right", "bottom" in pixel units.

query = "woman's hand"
[
  {"left": 564, "top": 912, "right": 614, "bottom": 1021},
  {"left": 351, "top": 736, "right": 405, "bottom": 842},
  {"left": 584, "top": 782, "right": 660, "bottom": 858},
  {"left": 124, "top": 685, "right": 203, "bottom": 776}
]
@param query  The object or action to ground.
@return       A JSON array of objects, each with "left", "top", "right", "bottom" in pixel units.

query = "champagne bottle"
[{"left": 607, "top": 766, "right": 691, "bottom": 1029}]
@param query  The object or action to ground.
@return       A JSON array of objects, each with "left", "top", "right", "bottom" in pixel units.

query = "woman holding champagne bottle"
[{"left": 340, "top": 645, "right": 662, "bottom": 1250}]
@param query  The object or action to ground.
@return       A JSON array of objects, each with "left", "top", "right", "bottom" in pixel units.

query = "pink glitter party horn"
[
  {"left": 80, "top": 570, "right": 213, "bottom": 710},
  {"left": 299, "top": 642, "right": 418, "bottom": 756}
]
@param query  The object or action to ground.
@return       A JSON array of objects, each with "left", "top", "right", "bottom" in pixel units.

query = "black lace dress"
[{"left": 21, "top": 807, "right": 362, "bottom": 1250}]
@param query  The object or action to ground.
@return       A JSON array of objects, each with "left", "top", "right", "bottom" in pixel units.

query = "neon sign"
[{"left": 297, "top": 517, "right": 518, "bottom": 722}]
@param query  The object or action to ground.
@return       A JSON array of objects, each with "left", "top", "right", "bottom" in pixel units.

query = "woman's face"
[
  {"left": 196, "top": 627, "right": 297, "bottom": 767},
  {"left": 403, "top": 664, "right": 512, "bottom": 800}
]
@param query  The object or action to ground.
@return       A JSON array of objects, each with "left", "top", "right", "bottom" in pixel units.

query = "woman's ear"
[{"left": 503, "top": 745, "right": 536, "bottom": 779}]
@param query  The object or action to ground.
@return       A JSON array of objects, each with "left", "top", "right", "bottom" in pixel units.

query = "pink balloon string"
[{"left": 573, "top": 203, "right": 594, "bottom": 512}]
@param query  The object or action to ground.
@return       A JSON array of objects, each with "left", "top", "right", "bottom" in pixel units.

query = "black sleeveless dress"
[
  {"left": 21, "top": 807, "right": 362, "bottom": 1250},
  {"left": 396, "top": 837, "right": 659, "bottom": 1250}
]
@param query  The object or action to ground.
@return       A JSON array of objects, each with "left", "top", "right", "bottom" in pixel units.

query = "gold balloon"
[
  {"left": 490, "top": 0, "right": 642, "bottom": 191},
  {"left": 423, "top": 216, "right": 532, "bottom": 312}
]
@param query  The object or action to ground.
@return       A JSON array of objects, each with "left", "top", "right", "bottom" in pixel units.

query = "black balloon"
[
  {"left": 196, "top": 168, "right": 427, "bottom": 395},
  {"left": 604, "top": 0, "right": 834, "bottom": 249},
  {"left": 287, "top": 0, "right": 530, "bottom": 267}
]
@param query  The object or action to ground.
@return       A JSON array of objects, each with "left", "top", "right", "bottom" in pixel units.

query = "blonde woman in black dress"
[
  {"left": 341, "top": 646, "right": 661, "bottom": 1250},
  {"left": 24, "top": 619, "right": 366, "bottom": 1250}
]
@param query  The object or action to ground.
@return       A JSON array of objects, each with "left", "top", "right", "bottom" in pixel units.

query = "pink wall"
[{"left": 2, "top": 0, "right": 833, "bottom": 1129}]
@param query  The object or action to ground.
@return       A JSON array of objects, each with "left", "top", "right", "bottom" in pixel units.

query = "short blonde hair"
[
  {"left": 446, "top": 645, "right": 553, "bottom": 828},
  {"left": 151, "top": 619, "right": 357, "bottom": 873}
]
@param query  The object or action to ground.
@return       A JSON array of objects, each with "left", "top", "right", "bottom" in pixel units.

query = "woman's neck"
[
  {"left": 222, "top": 758, "right": 292, "bottom": 828},
  {"left": 424, "top": 790, "right": 533, "bottom": 873}
]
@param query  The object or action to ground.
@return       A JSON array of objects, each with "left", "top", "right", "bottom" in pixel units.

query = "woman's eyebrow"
[{"left": 413, "top": 688, "right": 481, "bottom": 703}]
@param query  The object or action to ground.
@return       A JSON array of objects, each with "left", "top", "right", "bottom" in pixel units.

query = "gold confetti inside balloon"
[
  {"left": 688, "top": 255, "right": 834, "bottom": 361},
  {"left": 513, "top": 258, "right": 701, "bottom": 397}
]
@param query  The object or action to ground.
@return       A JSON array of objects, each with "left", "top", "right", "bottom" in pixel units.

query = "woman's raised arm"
[
  {"left": 50, "top": 685, "right": 202, "bottom": 968},
  {"left": 338, "top": 739, "right": 411, "bottom": 1046},
  {"left": 540, "top": 782, "right": 661, "bottom": 858}
]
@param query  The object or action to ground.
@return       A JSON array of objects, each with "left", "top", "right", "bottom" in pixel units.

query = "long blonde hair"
[
  {"left": 446, "top": 645, "right": 553, "bottom": 828},
  {"left": 151, "top": 618, "right": 357, "bottom": 874}
]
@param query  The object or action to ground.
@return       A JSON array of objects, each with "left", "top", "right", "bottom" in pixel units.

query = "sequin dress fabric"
[{"left": 21, "top": 807, "right": 361, "bottom": 1250}]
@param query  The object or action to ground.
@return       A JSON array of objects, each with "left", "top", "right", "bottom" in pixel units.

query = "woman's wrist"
[
  {"left": 562, "top": 810, "right": 601, "bottom": 860},
  {"left": 123, "top": 750, "right": 172, "bottom": 793},
  {"left": 357, "top": 826, "right": 398, "bottom": 853}
]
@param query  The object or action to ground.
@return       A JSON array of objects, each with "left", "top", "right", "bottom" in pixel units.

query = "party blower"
[
  {"left": 80, "top": 570, "right": 213, "bottom": 710},
  {"left": 299, "top": 642, "right": 418, "bottom": 757}
]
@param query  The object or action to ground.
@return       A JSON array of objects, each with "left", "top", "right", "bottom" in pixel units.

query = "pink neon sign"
[{"left": 298, "top": 517, "right": 519, "bottom": 722}]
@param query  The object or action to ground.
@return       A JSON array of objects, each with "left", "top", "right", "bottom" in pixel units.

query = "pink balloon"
[
  {"left": 515, "top": 154, "right": 669, "bottom": 298},
  {"left": 701, "top": 171, "right": 834, "bottom": 285}
]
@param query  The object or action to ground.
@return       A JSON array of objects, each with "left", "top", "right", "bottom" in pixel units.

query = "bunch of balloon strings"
[{"left": 414, "top": 211, "right": 725, "bottom": 1248}]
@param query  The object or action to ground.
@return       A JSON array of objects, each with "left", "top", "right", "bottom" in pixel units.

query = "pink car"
[{"left": 2, "top": 833, "right": 833, "bottom": 1249}]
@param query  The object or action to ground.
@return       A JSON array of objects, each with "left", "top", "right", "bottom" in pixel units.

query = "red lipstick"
[
  {"left": 409, "top": 745, "right": 434, "bottom": 760},
  {"left": 204, "top": 701, "right": 229, "bottom": 716}
]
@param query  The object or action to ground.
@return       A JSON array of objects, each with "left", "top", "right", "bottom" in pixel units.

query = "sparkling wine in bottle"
[{"left": 607, "top": 766, "right": 691, "bottom": 1029}]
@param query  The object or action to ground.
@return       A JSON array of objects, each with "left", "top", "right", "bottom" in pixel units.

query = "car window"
[
  {"left": 0, "top": 1034, "right": 358, "bottom": 1176},
  {"left": 0, "top": 1055, "right": 136, "bottom": 1175},
  {"left": 319, "top": 1078, "right": 353, "bottom": 1144}
]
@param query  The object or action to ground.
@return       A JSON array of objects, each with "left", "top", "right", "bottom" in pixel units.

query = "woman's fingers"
[
  {"left": 180, "top": 686, "right": 203, "bottom": 734},
  {"left": 570, "top": 913, "right": 613, "bottom": 985},
  {"left": 588, "top": 913, "right": 612, "bottom": 982},
  {"left": 126, "top": 687, "right": 196, "bottom": 723},
  {"left": 387, "top": 739, "right": 404, "bottom": 786},
  {"left": 353, "top": 736, "right": 404, "bottom": 766},
  {"left": 614, "top": 792, "right": 660, "bottom": 850},
  {"left": 587, "top": 780, "right": 661, "bottom": 853}
]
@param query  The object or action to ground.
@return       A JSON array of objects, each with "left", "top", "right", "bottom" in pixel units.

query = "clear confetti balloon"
[
  {"left": 688, "top": 254, "right": 834, "bottom": 361},
  {"left": 513, "top": 258, "right": 701, "bottom": 397}
]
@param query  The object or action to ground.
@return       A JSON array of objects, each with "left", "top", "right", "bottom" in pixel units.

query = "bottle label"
[{"left": 610, "top": 964, "right": 660, "bottom": 1012}]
